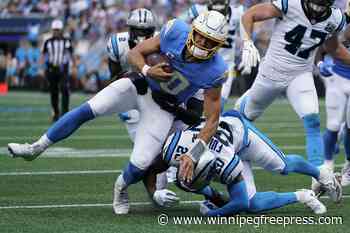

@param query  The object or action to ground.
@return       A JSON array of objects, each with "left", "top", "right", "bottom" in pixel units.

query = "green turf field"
[{"left": 0, "top": 91, "right": 349, "bottom": 233}]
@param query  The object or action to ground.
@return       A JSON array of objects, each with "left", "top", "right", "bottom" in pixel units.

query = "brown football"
[{"left": 145, "top": 53, "right": 173, "bottom": 73}]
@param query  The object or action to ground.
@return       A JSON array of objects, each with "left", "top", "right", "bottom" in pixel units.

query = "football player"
[
  {"left": 318, "top": 5, "right": 350, "bottom": 186},
  {"left": 187, "top": 0, "right": 244, "bottom": 108},
  {"left": 235, "top": 0, "right": 350, "bottom": 180},
  {"left": 107, "top": 8, "right": 156, "bottom": 140},
  {"left": 8, "top": 11, "right": 228, "bottom": 215},
  {"left": 144, "top": 110, "right": 339, "bottom": 216}
]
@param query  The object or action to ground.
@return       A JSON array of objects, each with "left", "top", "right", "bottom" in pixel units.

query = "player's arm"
[
  {"left": 143, "top": 155, "right": 179, "bottom": 207},
  {"left": 108, "top": 59, "right": 123, "bottom": 78},
  {"left": 127, "top": 35, "right": 173, "bottom": 80},
  {"left": 239, "top": 3, "right": 281, "bottom": 74},
  {"left": 240, "top": 3, "right": 282, "bottom": 41},
  {"left": 178, "top": 87, "right": 221, "bottom": 183},
  {"left": 323, "top": 32, "right": 350, "bottom": 65}
]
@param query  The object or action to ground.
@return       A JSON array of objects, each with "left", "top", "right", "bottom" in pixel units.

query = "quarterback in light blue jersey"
[
  {"left": 143, "top": 110, "right": 342, "bottom": 216},
  {"left": 8, "top": 11, "right": 229, "bottom": 215}
]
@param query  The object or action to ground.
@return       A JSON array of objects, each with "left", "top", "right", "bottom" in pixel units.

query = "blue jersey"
[
  {"left": 333, "top": 41, "right": 350, "bottom": 80},
  {"left": 146, "top": 19, "right": 228, "bottom": 104}
]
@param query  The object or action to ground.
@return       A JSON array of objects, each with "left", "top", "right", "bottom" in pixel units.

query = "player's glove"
[
  {"left": 238, "top": 40, "right": 260, "bottom": 75},
  {"left": 199, "top": 200, "right": 218, "bottom": 216},
  {"left": 317, "top": 59, "right": 334, "bottom": 77},
  {"left": 153, "top": 189, "right": 180, "bottom": 207}
]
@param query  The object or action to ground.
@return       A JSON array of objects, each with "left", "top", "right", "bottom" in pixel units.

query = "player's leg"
[
  {"left": 113, "top": 91, "right": 175, "bottom": 214},
  {"left": 8, "top": 78, "right": 138, "bottom": 160},
  {"left": 286, "top": 72, "right": 323, "bottom": 167},
  {"left": 234, "top": 72, "right": 283, "bottom": 121},
  {"left": 341, "top": 86, "right": 350, "bottom": 186},
  {"left": 60, "top": 70, "right": 70, "bottom": 116},
  {"left": 48, "top": 70, "right": 60, "bottom": 121},
  {"left": 242, "top": 122, "right": 342, "bottom": 202},
  {"left": 323, "top": 74, "right": 346, "bottom": 171}
]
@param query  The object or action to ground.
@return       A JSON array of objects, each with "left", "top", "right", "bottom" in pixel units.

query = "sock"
[
  {"left": 46, "top": 103, "right": 95, "bottom": 143},
  {"left": 323, "top": 129, "right": 338, "bottom": 161},
  {"left": 283, "top": 154, "right": 320, "bottom": 179},
  {"left": 32, "top": 134, "right": 53, "bottom": 151},
  {"left": 122, "top": 162, "right": 146, "bottom": 186},
  {"left": 248, "top": 191, "right": 297, "bottom": 213},
  {"left": 303, "top": 114, "right": 324, "bottom": 166},
  {"left": 344, "top": 127, "right": 350, "bottom": 161}
]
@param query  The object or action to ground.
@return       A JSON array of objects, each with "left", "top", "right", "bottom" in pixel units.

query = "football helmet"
[
  {"left": 303, "top": 0, "right": 334, "bottom": 20},
  {"left": 208, "top": 0, "right": 230, "bottom": 16},
  {"left": 126, "top": 8, "right": 156, "bottom": 45},
  {"left": 186, "top": 11, "right": 228, "bottom": 60}
]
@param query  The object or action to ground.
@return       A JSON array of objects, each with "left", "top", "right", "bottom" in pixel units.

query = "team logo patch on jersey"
[{"left": 325, "top": 22, "right": 337, "bottom": 33}]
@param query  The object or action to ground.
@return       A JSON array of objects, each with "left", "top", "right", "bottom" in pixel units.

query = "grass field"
[{"left": 0, "top": 91, "right": 349, "bottom": 233}]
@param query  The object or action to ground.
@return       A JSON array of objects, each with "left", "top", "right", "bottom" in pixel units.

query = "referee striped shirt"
[{"left": 42, "top": 37, "right": 73, "bottom": 67}]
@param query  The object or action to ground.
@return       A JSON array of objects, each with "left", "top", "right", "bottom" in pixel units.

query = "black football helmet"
[{"left": 303, "top": 0, "right": 334, "bottom": 20}]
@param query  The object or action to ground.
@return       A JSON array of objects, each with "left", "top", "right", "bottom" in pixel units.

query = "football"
[{"left": 145, "top": 52, "right": 174, "bottom": 73}]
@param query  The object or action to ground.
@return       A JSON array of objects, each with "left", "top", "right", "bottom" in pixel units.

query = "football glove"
[
  {"left": 153, "top": 189, "right": 180, "bottom": 207},
  {"left": 317, "top": 59, "right": 334, "bottom": 77},
  {"left": 238, "top": 40, "right": 260, "bottom": 75},
  {"left": 199, "top": 200, "right": 218, "bottom": 216}
]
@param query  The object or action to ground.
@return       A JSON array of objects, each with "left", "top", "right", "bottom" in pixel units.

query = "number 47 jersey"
[{"left": 266, "top": 0, "right": 345, "bottom": 75}]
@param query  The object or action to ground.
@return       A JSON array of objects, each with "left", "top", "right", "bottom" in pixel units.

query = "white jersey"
[
  {"left": 187, "top": 4, "right": 243, "bottom": 66},
  {"left": 264, "top": 0, "right": 345, "bottom": 76},
  {"left": 163, "top": 113, "right": 248, "bottom": 191},
  {"left": 106, "top": 31, "right": 131, "bottom": 71}
]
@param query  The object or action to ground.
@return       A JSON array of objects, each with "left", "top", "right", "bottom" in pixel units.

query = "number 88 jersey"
[{"left": 265, "top": 0, "right": 345, "bottom": 75}]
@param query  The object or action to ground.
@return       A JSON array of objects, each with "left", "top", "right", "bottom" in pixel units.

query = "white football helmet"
[
  {"left": 126, "top": 8, "right": 156, "bottom": 44},
  {"left": 162, "top": 130, "right": 214, "bottom": 192},
  {"left": 187, "top": 10, "right": 228, "bottom": 60}
]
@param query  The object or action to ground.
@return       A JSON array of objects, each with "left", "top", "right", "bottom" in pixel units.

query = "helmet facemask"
[
  {"left": 129, "top": 26, "right": 155, "bottom": 44},
  {"left": 303, "top": 0, "right": 334, "bottom": 20},
  {"left": 186, "top": 28, "right": 223, "bottom": 60}
]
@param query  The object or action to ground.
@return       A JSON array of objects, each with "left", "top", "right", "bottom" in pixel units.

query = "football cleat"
[
  {"left": 317, "top": 165, "right": 342, "bottom": 202},
  {"left": 113, "top": 175, "right": 129, "bottom": 215},
  {"left": 7, "top": 143, "right": 43, "bottom": 161},
  {"left": 296, "top": 189, "right": 327, "bottom": 215},
  {"left": 341, "top": 161, "right": 350, "bottom": 187}
]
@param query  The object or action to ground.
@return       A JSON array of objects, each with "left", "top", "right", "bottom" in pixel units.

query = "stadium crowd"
[{"left": 1, "top": 0, "right": 346, "bottom": 93}]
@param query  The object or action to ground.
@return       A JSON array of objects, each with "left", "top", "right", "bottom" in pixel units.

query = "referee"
[{"left": 42, "top": 19, "right": 74, "bottom": 122}]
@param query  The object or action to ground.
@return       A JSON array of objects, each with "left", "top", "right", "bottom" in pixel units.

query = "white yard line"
[
  {"left": 0, "top": 164, "right": 347, "bottom": 176},
  {"left": 0, "top": 197, "right": 344, "bottom": 210}
]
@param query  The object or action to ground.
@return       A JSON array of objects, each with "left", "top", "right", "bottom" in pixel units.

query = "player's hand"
[
  {"left": 199, "top": 200, "right": 218, "bottom": 216},
  {"left": 238, "top": 40, "right": 260, "bottom": 75},
  {"left": 147, "top": 63, "right": 174, "bottom": 81},
  {"left": 153, "top": 189, "right": 180, "bottom": 207},
  {"left": 178, "top": 154, "right": 194, "bottom": 183},
  {"left": 317, "top": 60, "right": 333, "bottom": 77}
]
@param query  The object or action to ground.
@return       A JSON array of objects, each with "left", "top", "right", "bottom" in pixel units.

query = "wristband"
[
  {"left": 188, "top": 139, "right": 207, "bottom": 163},
  {"left": 142, "top": 64, "right": 151, "bottom": 76}
]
